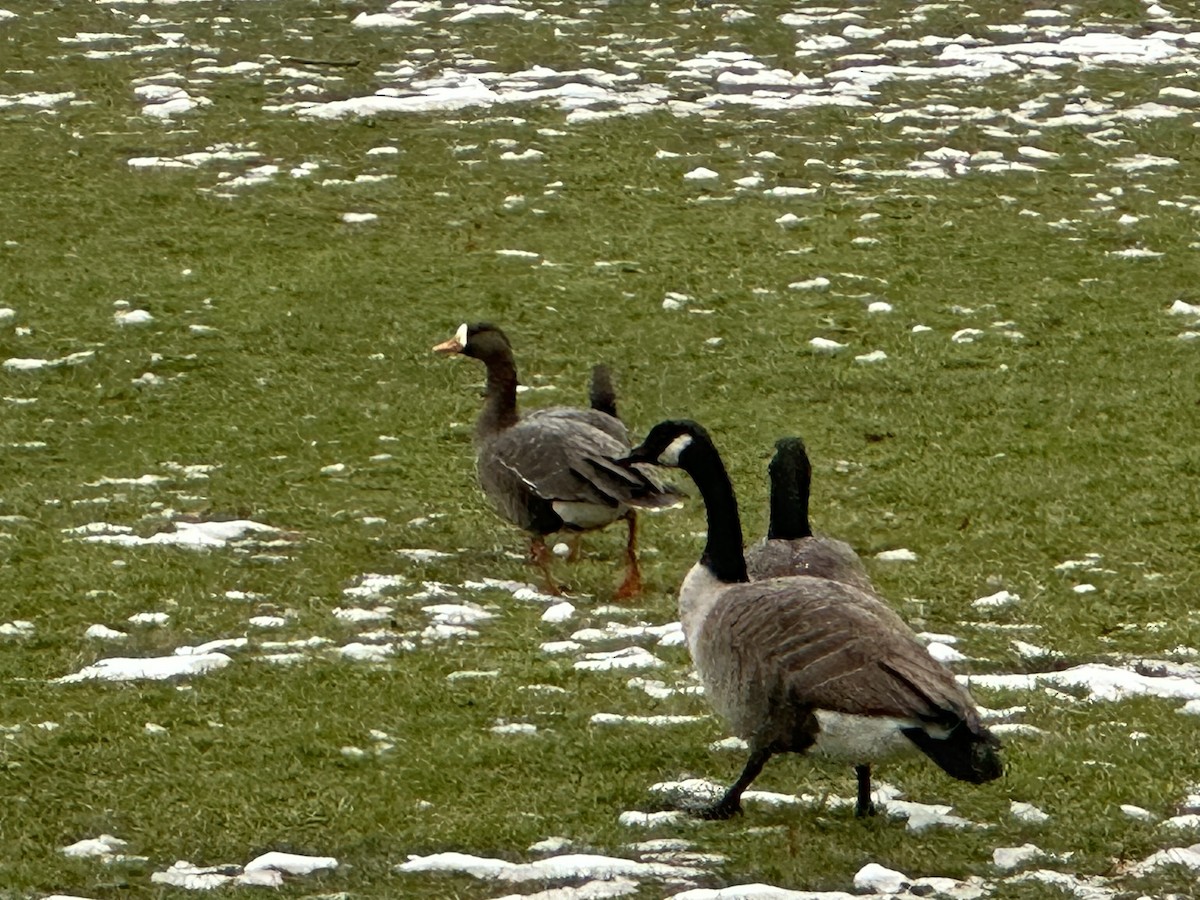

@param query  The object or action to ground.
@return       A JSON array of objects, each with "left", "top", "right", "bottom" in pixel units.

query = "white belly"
[
  {"left": 552, "top": 501, "right": 623, "bottom": 530},
  {"left": 810, "top": 711, "right": 926, "bottom": 762}
]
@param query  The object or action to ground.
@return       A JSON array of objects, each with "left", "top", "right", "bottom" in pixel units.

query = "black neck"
[
  {"left": 476, "top": 348, "right": 520, "bottom": 437},
  {"left": 680, "top": 436, "right": 749, "bottom": 584},
  {"left": 768, "top": 453, "right": 813, "bottom": 541}
]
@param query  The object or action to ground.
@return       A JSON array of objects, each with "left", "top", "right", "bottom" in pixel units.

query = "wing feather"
[
  {"left": 698, "top": 578, "right": 976, "bottom": 724},
  {"left": 478, "top": 408, "right": 678, "bottom": 514}
]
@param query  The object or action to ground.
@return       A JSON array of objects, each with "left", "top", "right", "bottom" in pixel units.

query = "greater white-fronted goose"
[
  {"left": 433, "top": 323, "right": 681, "bottom": 598},
  {"left": 745, "top": 436, "right": 874, "bottom": 592},
  {"left": 620, "top": 420, "right": 1002, "bottom": 820}
]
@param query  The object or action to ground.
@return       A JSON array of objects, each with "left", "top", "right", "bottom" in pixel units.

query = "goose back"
[
  {"left": 745, "top": 436, "right": 874, "bottom": 591},
  {"left": 477, "top": 408, "right": 670, "bottom": 533},
  {"left": 686, "top": 572, "right": 995, "bottom": 776},
  {"left": 745, "top": 536, "right": 874, "bottom": 590}
]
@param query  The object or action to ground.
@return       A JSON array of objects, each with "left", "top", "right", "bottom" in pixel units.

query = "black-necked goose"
[
  {"left": 745, "top": 437, "right": 874, "bottom": 593},
  {"left": 621, "top": 420, "right": 1002, "bottom": 820},
  {"left": 434, "top": 323, "right": 681, "bottom": 598}
]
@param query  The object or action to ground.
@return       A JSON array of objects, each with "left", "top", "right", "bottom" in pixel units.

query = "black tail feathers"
[{"left": 589, "top": 364, "right": 619, "bottom": 419}]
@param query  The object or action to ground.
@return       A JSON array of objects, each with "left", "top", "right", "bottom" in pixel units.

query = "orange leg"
[
  {"left": 529, "top": 535, "right": 563, "bottom": 596},
  {"left": 566, "top": 533, "right": 583, "bottom": 563},
  {"left": 613, "top": 513, "right": 642, "bottom": 601}
]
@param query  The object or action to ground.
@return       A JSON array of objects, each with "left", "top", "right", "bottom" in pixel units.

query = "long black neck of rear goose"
[
  {"left": 767, "top": 444, "right": 813, "bottom": 541},
  {"left": 475, "top": 341, "right": 520, "bottom": 438},
  {"left": 681, "top": 432, "right": 749, "bottom": 584}
]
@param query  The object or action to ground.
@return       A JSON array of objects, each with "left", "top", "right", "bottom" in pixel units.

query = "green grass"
[{"left": 3, "top": 1, "right": 1200, "bottom": 898}]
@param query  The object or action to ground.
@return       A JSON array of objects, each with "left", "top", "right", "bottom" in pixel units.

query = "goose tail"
[
  {"left": 902, "top": 721, "right": 1003, "bottom": 784},
  {"left": 589, "top": 364, "right": 619, "bottom": 419}
]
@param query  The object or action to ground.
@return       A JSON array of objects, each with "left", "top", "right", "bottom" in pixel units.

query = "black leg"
[
  {"left": 855, "top": 764, "right": 877, "bottom": 818},
  {"left": 698, "top": 747, "right": 773, "bottom": 820}
]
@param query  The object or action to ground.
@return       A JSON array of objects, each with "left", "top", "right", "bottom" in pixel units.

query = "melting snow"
[
  {"left": 1010, "top": 801, "right": 1051, "bottom": 825},
  {"left": 573, "top": 647, "right": 666, "bottom": 671},
  {"left": 55, "top": 653, "right": 232, "bottom": 683},
  {"left": 74, "top": 520, "right": 280, "bottom": 548},
  {"left": 394, "top": 851, "right": 703, "bottom": 881},
  {"left": 1128, "top": 842, "right": 1200, "bottom": 875},
  {"left": 61, "top": 834, "right": 129, "bottom": 859},
  {"left": 973, "top": 590, "right": 1020, "bottom": 609},
  {"left": 875, "top": 548, "right": 917, "bottom": 562},
  {"left": 590, "top": 713, "right": 708, "bottom": 727},
  {"left": 3, "top": 350, "right": 95, "bottom": 371},
  {"left": 151, "top": 852, "right": 335, "bottom": 889},
  {"left": 809, "top": 337, "right": 846, "bottom": 353},
  {"left": 965, "top": 662, "right": 1200, "bottom": 703},
  {"left": 395, "top": 548, "right": 454, "bottom": 561},
  {"left": 541, "top": 601, "right": 576, "bottom": 623}
]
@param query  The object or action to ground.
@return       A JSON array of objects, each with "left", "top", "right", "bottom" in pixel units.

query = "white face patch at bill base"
[
  {"left": 658, "top": 433, "right": 693, "bottom": 466},
  {"left": 455, "top": 322, "right": 468, "bottom": 347}
]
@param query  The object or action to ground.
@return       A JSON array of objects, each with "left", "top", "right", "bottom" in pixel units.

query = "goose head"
[
  {"left": 770, "top": 437, "right": 810, "bottom": 481},
  {"left": 624, "top": 418, "right": 748, "bottom": 585},
  {"left": 766, "top": 436, "right": 814, "bottom": 541},
  {"left": 432, "top": 322, "right": 513, "bottom": 360},
  {"left": 623, "top": 419, "right": 713, "bottom": 469}
]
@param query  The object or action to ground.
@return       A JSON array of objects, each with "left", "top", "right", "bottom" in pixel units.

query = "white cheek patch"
[
  {"left": 659, "top": 434, "right": 693, "bottom": 466},
  {"left": 454, "top": 323, "right": 468, "bottom": 347}
]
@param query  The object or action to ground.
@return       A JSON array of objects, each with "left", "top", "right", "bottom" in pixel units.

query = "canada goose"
[
  {"left": 433, "top": 323, "right": 680, "bottom": 598},
  {"left": 745, "top": 437, "right": 874, "bottom": 592},
  {"left": 620, "top": 420, "right": 1002, "bottom": 820}
]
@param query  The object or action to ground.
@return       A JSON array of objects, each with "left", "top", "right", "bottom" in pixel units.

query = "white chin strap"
[{"left": 660, "top": 433, "right": 693, "bottom": 465}]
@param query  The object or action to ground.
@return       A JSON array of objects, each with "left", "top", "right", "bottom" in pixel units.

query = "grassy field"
[{"left": 3, "top": 0, "right": 1200, "bottom": 897}]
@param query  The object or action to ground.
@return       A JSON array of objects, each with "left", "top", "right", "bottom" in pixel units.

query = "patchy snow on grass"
[
  {"left": 150, "top": 852, "right": 335, "bottom": 890},
  {"left": 394, "top": 851, "right": 704, "bottom": 881},
  {"left": 395, "top": 547, "right": 454, "bottom": 562},
  {"left": 75, "top": 519, "right": 281, "bottom": 548},
  {"left": 54, "top": 653, "right": 232, "bottom": 684},
  {"left": 3, "top": 350, "right": 95, "bottom": 371},
  {"left": 874, "top": 548, "right": 917, "bottom": 562},
  {"left": 573, "top": 647, "right": 666, "bottom": 671},
  {"left": 589, "top": 713, "right": 708, "bottom": 727},
  {"left": 973, "top": 589, "right": 1020, "bottom": 609},
  {"left": 243, "top": 852, "right": 338, "bottom": 876},
  {"left": 60, "top": 834, "right": 129, "bottom": 859},
  {"left": 965, "top": 662, "right": 1200, "bottom": 703}
]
